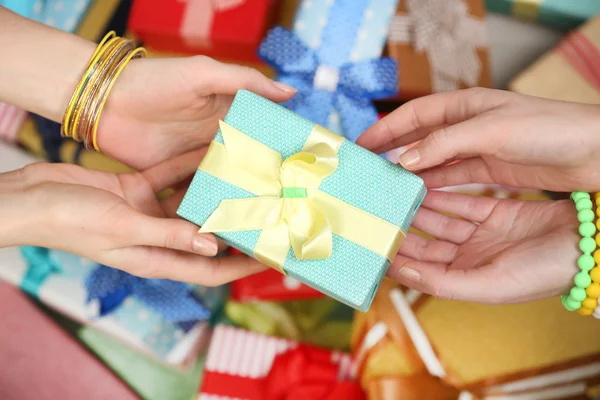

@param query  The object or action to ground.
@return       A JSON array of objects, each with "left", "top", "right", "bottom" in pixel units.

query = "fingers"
[
  {"left": 411, "top": 207, "right": 476, "bottom": 244},
  {"left": 421, "top": 190, "right": 499, "bottom": 223},
  {"left": 190, "top": 56, "right": 296, "bottom": 102},
  {"left": 129, "top": 212, "right": 219, "bottom": 257},
  {"left": 387, "top": 255, "right": 502, "bottom": 303},
  {"left": 358, "top": 88, "right": 507, "bottom": 151},
  {"left": 419, "top": 158, "right": 494, "bottom": 188},
  {"left": 399, "top": 233, "right": 458, "bottom": 264},
  {"left": 141, "top": 149, "right": 205, "bottom": 194},
  {"left": 116, "top": 248, "right": 267, "bottom": 286}
]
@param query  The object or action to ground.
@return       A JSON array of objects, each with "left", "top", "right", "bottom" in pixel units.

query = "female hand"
[
  {"left": 1, "top": 151, "right": 266, "bottom": 285},
  {"left": 393, "top": 190, "right": 579, "bottom": 304},
  {"left": 358, "top": 88, "right": 600, "bottom": 192},
  {"left": 98, "top": 56, "right": 295, "bottom": 170}
]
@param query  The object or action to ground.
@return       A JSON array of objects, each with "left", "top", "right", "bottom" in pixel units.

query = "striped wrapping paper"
[
  {"left": 198, "top": 325, "right": 355, "bottom": 400},
  {"left": 0, "top": 104, "right": 27, "bottom": 143}
]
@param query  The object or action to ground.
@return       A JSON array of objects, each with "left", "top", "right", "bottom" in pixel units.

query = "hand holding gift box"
[
  {"left": 177, "top": 90, "right": 426, "bottom": 311},
  {"left": 198, "top": 325, "right": 364, "bottom": 400},
  {"left": 388, "top": 0, "right": 492, "bottom": 100}
]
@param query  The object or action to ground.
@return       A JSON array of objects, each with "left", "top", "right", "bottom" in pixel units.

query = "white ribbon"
[
  {"left": 179, "top": 0, "right": 246, "bottom": 47},
  {"left": 389, "top": 0, "right": 487, "bottom": 92}
]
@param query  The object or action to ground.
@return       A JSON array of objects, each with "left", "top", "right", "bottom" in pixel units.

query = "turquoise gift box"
[
  {"left": 177, "top": 90, "right": 426, "bottom": 312},
  {"left": 485, "top": 0, "right": 600, "bottom": 31}
]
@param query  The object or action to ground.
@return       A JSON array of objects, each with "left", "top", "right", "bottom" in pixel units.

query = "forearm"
[
  {"left": 0, "top": 169, "right": 39, "bottom": 248},
  {"left": 0, "top": 6, "right": 95, "bottom": 122}
]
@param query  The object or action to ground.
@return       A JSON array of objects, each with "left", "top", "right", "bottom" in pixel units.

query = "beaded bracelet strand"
[{"left": 562, "top": 192, "right": 596, "bottom": 312}]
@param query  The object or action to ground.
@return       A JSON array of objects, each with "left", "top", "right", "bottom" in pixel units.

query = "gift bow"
[
  {"left": 179, "top": 0, "right": 245, "bottom": 44},
  {"left": 199, "top": 121, "right": 405, "bottom": 274},
  {"left": 264, "top": 346, "right": 366, "bottom": 400},
  {"left": 85, "top": 264, "right": 210, "bottom": 326},
  {"left": 259, "top": 27, "right": 398, "bottom": 143},
  {"left": 389, "top": 0, "right": 486, "bottom": 92}
]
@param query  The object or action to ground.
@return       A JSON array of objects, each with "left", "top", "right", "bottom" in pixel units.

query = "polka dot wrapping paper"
[{"left": 0, "top": 246, "right": 226, "bottom": 366}]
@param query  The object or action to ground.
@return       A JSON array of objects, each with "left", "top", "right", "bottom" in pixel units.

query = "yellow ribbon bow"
[{"left": 199, "top": 121, "right": 405, "bottom": 274}]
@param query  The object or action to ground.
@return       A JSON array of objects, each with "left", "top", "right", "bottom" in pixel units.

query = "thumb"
[
  {"left": 190, "top": 56, "right": 296, "bottom": 102},
  {"left": 129, "top": 212, "right": 219, "bottom": 257},
  {"left": 388, "top": 256, "right": 504, "bottom": 304}
]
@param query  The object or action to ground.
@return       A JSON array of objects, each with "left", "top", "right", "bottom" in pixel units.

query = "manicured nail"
[
  {"left": 273, "top": 81, "right": 297, "bottom": 93},
  {"left": 192, "top": 235, "right": 218, "bottom": 256},
  {"left": 398, "top": 266, "right": 421, "bottom": 283},
  {"left": 399, "top": 149, "right": 420, "bottom": 168}
]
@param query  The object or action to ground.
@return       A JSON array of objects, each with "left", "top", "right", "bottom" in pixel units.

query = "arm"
[
  {"left": 0, "top": 6, "right": 94, "bottom": 121},
  {"left": 0, "top": 169, "right": 38, "bottom": 248}
]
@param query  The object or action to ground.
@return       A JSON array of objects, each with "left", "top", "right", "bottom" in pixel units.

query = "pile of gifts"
[{"left": 2, "top": 0, "right": 600, "bottom": 399}]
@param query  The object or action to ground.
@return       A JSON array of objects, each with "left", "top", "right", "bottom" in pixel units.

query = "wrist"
[
  {"left": 0, "top": 8, "right": 96, "bottom": 122},
  {"left": 0, "top": 169, "right": 40, "bottom": 248}
]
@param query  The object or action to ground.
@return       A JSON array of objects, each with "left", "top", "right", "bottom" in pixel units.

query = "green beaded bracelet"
[{"left": 562, "top": 192, "right": 596, "bottom": 312}]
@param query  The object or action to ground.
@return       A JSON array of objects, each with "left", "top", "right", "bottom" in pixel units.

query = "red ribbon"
[
  {"left": 200, "top": 346, "right": 365, "bottom": 400},
  {"left": 557, "top": 31, "right": 600, "bottom": 90},
  {"left": 264, "top": 346, "right": 365, "bottom": 400}
]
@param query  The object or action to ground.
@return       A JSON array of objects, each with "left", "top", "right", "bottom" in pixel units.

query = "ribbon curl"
[
  {"left": 389, "top": 0, "right": 487, "bottom": 92},
  {"left": 259, "top": 26, "right": 398, "bottom": 143},
  {"left": 85, "top": 265, "right": 210, "bottom": 327}
]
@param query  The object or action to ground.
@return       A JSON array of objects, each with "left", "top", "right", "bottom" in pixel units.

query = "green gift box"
[
  {"left": 177, "top": 90, "right": 425, "bottom": 312},
  {"left": 485, "top": 0, "right": 600, "bottom": 31}
]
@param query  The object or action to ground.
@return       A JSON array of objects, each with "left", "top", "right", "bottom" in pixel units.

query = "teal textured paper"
[{"left": 177, "top": 90, "right": 426, "bottom": 311}]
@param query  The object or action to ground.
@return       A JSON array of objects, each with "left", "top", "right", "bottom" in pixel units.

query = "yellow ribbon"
[
  {"left": 512, "top": 0, "right": 542, "bottom": 21},
  {"left": 199, "top": 121, "right": 405, "bottom": 273}
]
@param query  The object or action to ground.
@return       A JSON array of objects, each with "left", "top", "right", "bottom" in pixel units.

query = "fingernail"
[
  {"left": 399, "top": 149, "right": 420, "bottom": 168},
  {"left": 192, "top": 235, "right": 218, "bottom": 256},
  {"left": 273, "top": 81, "right": 297, "bottom": 93},
  {"left": 398, "top": 266, "right": 421, "bottom": 283}
]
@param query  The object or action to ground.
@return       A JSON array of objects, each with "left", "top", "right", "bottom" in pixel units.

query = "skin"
[{"left": 359, "top": 88, "right": 600, "bottom": 304}]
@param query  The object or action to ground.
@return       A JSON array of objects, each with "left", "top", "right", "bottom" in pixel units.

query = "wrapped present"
[
  {"left": 198, "top": 324, "right": 364, "bottom": 399},
  {"left": 0, "top": 246, "right": 226, "bottom": 365},
  {"left": 231, "top": 269, "right": 325, "bottom": 302},
  {"left": 258, "top": 0, "right": 399, "bottom": 143},
  {"left": 351, "top": 279, "right": 600, "bottom": 399},
  {"left": 76, "top": 326, "right": 206, "bottom": 400},
  {"left": 128, "top": 0, "right": 280, "bottom": 63},
  {"left": 224, "top": 297, "right": 355, "bottom": 350},
  {"left": 485, "top": 0, "right": 600, "bottom": 32},
  {"left": 510, "top": 16, "right": 600, "bottom": 104},
  {"left": 0, "top": 282, "right": 138, "bottom": 400},
  {"left": 386, "top": 0, "right": 492, "bottom": 101},
  {"left": 177, "top": 90, "right": 426, "bottom": 311}
]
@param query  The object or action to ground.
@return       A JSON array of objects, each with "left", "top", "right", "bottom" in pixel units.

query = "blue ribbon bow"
[
  {"left": 20, "top": 246, "right": 62, "bottom": 297},
  {"left": 259, "top": 25, "right": 398, "bottom": 143},
  {"left": 85, "top": 265, "right": 211, "bottom": 330}
]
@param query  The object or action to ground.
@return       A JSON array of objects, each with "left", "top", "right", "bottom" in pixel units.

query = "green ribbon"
[{"left": 281, "top": 187, "right": 308, "bottom": 199}]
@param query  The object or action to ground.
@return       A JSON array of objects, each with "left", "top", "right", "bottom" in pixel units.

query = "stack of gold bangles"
[{"left": 61, "top": 31, "right": 146, "bottom": 151}]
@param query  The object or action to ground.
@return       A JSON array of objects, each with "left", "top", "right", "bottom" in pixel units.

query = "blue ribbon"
[
  {"left": 85, "top": 265, "right": 211, "bottom": 330},
  {"left": 258, "top": 7, "right": 398, "bottom": 143},
  {"left": 20, "top": 246, "right": 62, "bottom": 297}
]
